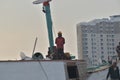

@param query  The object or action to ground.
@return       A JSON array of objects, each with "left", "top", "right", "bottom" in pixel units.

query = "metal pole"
[{"left": 32, "top": 37, "right": 38, "bottom": 55}]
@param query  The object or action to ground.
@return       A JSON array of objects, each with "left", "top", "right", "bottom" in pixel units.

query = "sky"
[{"left": 0, "top": 0, "right": 120, "bottom": 60}]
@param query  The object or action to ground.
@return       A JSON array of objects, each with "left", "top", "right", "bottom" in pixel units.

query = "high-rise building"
[{"left": 77, "top": 15, "right": 120, "bottom": 66}]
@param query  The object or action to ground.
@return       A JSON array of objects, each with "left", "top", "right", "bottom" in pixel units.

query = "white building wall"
[{"left": 77, "top": 24, "right": 83, "bottom": 60}]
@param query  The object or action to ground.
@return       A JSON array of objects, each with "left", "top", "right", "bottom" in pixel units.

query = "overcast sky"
[{"left": 0, "top": 0, "right": 120, "bottom": 60}]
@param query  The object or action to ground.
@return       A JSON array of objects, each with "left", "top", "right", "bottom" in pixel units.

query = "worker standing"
[
  {"left": 55, "top": 31, "right": 65, "bottom": 54},
  {"left": 106, "top": 62, "right": 120, "bottom": 80},
  {"left": 116, "top": 42, "right": 120, "bottom": 60}
]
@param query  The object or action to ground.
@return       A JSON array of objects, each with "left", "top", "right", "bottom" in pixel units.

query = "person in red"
[{"left": 55, "top": 31, "right": 65, "bottom": 54}]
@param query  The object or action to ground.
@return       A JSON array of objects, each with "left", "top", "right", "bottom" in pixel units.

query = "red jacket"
[{"left": 55, "top": 37, "right": 65, "bottom": 49}]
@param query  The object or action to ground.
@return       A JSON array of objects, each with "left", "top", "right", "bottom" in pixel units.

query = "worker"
[
  {"left": 55, "top": 31, "right": 65, "bottom": 54},
  {"left": 116, "top": 42, "right": 120, "bottom": 60},
  {"left": 106, "top": 61, "right": 120, "bottom": 80}
]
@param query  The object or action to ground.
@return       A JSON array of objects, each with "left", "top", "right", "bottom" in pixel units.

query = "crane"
[
  {"left": 33, "top": 0, "right": 74, "bottom": 60},
  {"left": 33, "top": 0, "right": 54, "bottom": 54}
]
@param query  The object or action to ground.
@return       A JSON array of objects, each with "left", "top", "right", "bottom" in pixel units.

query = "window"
[
  {"left": 109, "top": 47, "right": 111, "bottom": 50},
  {"left": 107, "top": 43, "right": 109, "bottom": 46},
  {"left": 92, "top": 47, "right": 96, "bottom": 49},
  {"left": 91, "top": 38, "right": 93, "bottom": 41},
  {"left": 101, "top": 47, "right": 103, "bottom": 49},
  {"left": 83, "top": 51, "right": 88, "bottom": 54},
  {"left": 91, "top": 34, "right": 96, "bottom": 37},
  {"left": 101, "top": 51, "right": 104, "bottom": 54},
  {"left": 83, "top": 42, "right": 88, "bottom": 45},
  {"left": 82, "top": 34, "right": 87, "bottom": 37},
  {"left": 112, "top": 39, "right": 114, "bottom": 42},
  {"left": 90, "top": 30, "right": 93, "bottom": 32},
  {"left": 113, "top": 47, "right": 114, "bottom": 50},
  {"left": 83, "top": 47, "right": 88, "bottom": 50},
  {"left": 101, "top": 39, "right": 103, "bottom": 41},
  {"left": 83, "top": 30, "right": 87, "bottom": 33},
  {"left": 101, "top": 55, "right": 104, "bottom": 58},
  {"left": 112, "top": 43, "right": 114, "bottom": 46},
  {"left": 67, "top": 66, "right": 79, "bottom": 79},
  {"left": 101, "top": 43, "right": 103, "bottom": 46},
  {"left": 112, "top": 35, "right": 114, "bottom": 38},
  {"left": 100, "top": 35, "right": 103, "bottom": 37},
  {"left": 83, "top": 38, "right": 88, "bottom": 41},
  {"left": 113, "top": 52, "right": 115, "bottom": 54}
]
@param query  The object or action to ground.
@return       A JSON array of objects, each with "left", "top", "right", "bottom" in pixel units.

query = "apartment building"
[{"left": 77, "top": 15, "right": 120, "bottom": 66}]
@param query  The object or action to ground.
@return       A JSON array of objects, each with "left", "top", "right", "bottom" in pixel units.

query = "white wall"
[
  {"left": 0, "top": 61, "right": 66, "bottom": 80},
  {"left": 77, "top": 24, "right": 83, "bottom": 60}
]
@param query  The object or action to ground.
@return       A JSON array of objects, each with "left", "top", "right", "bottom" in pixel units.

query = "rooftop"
[{"left": 80, "top": 15, "right": 120, "bottom": 26}]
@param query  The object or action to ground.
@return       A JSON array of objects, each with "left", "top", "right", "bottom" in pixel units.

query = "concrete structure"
[
  {"left": 77, "top": 15, "right": 120, "bottom": 67},
  {"left": 0, "top": 60, "right": 87, "bottom": 80}
]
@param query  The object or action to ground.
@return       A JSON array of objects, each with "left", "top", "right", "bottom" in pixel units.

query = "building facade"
[{"left": 77, "top": 15, "right": 120, "bottom": 66}]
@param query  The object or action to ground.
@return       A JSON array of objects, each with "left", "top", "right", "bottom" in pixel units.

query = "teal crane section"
[
  {"left": 33, "top": 0, "right": 54, "bottom": 53},
  {"left": 43, "top": 2, "right": 54, "bottom": 53}
]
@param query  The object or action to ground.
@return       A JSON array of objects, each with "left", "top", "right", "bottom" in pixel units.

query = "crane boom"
[
  {"left": 33, "top": 0, "right": 54, "bottom": 53},
  {"left": 43, "top": 2, "right": 54, "bottom": 53}
]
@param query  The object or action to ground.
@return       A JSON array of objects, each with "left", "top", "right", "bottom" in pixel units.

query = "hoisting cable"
[{"left": 38, "top": 60, "right": 48, "bottom": 80}]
